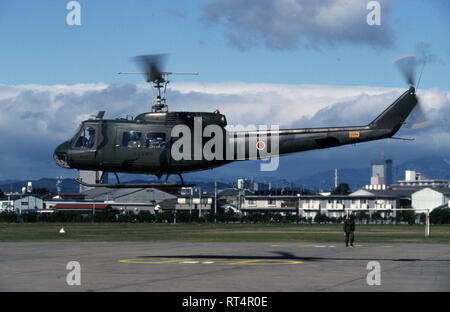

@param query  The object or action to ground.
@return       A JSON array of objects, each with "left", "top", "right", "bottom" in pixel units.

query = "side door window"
[
  {"left": 146, "top": 132, "right": 166, "bottom": 148},
  {"left": 122, "top": 131, "right": 142, "bottom": 148}
]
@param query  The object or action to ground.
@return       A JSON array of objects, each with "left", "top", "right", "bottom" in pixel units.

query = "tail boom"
[{"left": 228, "top": 87, "right": 418, "bottom": 159}]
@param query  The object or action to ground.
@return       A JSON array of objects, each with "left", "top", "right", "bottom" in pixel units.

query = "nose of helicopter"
[{"left": 53, "top": 141, "right": 71, "bottom": 168}]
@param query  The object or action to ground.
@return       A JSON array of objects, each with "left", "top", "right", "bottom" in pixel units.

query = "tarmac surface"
[{"left": 1, "top": 242, "right": 449, "bottom": 292}]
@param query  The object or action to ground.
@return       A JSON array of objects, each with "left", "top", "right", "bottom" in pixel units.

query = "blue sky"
[
  {"left": 0, "top": 0, "right": 448, "bottom": 88},
  {"left": 0, "top": 0, "right": 449, "bottom": 183}
]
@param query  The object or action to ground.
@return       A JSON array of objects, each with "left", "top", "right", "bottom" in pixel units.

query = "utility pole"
[
  {"left": 214, "top": 178, "right": 217, "bottom": 223},
  {"left": 198, "top": 187, "right": 202, "bottom": 218},
  {"left": 190, "top": 187, "right": 193, "bottom": 215},
  {"left": 334, "top": 168, "right": 338, "bottom": 189}
]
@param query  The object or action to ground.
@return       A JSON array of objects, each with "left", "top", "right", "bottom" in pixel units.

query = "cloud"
[
  {"left": 415, "top": 42, "right": 445, "bottom": 66},
  {"left": 0, "top": 81, "right": 448, "bottom": 180},
  {"left": 201, "top": 0, "right": 394, "bottom": 51}
]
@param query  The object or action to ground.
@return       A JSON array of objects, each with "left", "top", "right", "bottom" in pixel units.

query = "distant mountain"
[
  {"left": 2, "top": 156, "right": 449, "bottom": 194},
  {"left": 396, "top": 156, "right": 450, "bottom": 180},
  {"left": 0, "top": 178, "right": 233, "bottom": 194},
  {"left": 125, "top": 179, "right": 233, "bottom": 193},
  {"left": 0, "top": 179, "right": 19, "bottom": 184},
  {"left": 294, "top": 167, "right": 370, "bottom": 192},
  {"left": 293, "top": 156, "right": 450, "bottom": 191}
]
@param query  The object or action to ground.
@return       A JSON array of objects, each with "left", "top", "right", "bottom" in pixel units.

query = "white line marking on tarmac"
[{"left": 180, "top": 261, "right": 199, "bottom": 264}]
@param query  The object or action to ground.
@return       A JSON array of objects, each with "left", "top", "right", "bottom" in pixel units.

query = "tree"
[
  {"left": 371, "top": 212, "right": 382, "bottom": 224},
  {"left": 314, "top": 213, "right": 329, "bottom": 224},
  {"left": 419, "top": 213, "right": 426, "bottom": 224},
  {"left": 332, "top": 183, "right": 351, "bottom": 195},
  {"left": 356, "top": 211, "right": 369, "bottom": 223},
  {"left": 31, "top": 188, "right": 50, "bottom": 196},
  {"left": 223, "top": 210, "right": 237, "bottom": 223},
  {"left": 0, "top": 188, "right": 4, "bottom": 198},
  {"left": 273, "top": 213, "right": 282, "bottom": 223},
  {"left": 430, "top": 208, "right": 450, "bottom": 224},
  {"left": 136, "top": 211, "right": 154, "bottom": 223},
  {"left": 396, "top": 210, "right": 416, "bottom": 225},
  {"left": 0, "top": 211, "right": 17, "bottom": 222}
]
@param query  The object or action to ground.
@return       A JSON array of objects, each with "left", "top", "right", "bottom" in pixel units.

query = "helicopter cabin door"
[
  {"left": 138, "top": 129, "right": 170, "bottom": 172},
  {"left": 114, "top": 128, "right": 142, "bottom": 169}
]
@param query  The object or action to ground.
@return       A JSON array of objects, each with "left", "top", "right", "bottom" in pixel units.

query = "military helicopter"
[{"left": 53, "top": 54, "right": 425, "bottom": 189}]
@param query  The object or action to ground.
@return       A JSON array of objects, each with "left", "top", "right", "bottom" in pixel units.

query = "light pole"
[
  {"left": 214, "top": 178, "right": 217, "bottom": 223},
  {"left": 198, "top": 187, "right": 202, "bottom": 218},
  {"left": 190, "top": 187, "right": 193, "bottom": 215}
]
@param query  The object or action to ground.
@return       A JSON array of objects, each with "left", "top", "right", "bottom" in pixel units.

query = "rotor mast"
[
  {"left": 152, "top": 74, "right": 168, "bottom": 112},
  {"left": 118, "top": 54, "right": 198, "bottom": 113},
  {"left": 149, "top": 72, "right": 198, "bottom": 112}
]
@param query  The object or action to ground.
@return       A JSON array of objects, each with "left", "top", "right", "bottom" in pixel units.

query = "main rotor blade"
[{"left": 132, "top": 54, "right": 168, "bottom": 83}]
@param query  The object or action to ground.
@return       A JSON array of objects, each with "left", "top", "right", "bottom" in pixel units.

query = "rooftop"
[{"left": 82, "top": 187, "right": 176, "bottom": 203}]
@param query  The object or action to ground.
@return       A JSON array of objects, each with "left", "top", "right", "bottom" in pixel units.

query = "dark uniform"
[{"left": 344, "top": 217, "right": 355, "bottom": 247}]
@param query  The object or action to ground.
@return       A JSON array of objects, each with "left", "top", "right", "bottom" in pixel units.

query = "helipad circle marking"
[
  {"left": 181, "top": 261, "right": 199, "bottom": 264},
  {"left": 118, "top": 258, "right": 303, "bottom": 265}
]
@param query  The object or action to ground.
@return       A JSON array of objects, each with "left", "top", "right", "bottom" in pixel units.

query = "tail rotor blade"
[
  {"left": 393, "top": 53, "right": 429, "bottom": 129},
  {"left": 405, "top": 101, "right": 429, "bottom": 129},
  {"left": 393, "top": 54, "right": 417, "bottom": 87}
]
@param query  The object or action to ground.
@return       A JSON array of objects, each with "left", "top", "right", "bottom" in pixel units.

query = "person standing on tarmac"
[{"left": 344, "top": 215, "right": 355, "bottom": 247}]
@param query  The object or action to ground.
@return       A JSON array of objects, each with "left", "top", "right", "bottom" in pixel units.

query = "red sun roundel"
[{"left": 256, "top": 141, "right": 265, "bottom": 151}]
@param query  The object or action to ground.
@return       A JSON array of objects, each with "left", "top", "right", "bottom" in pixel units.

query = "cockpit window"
[
  {"left": 74, "top": 126, "right": 96, "bottom": 149},
  {"left": 122, "top": 131, "right": 142, "bottom": 148},
  {"left": 69, "top": 125, "right": 82, "bottom": 145},
  {"left": 146, "top": 133, "right": 166, "bottom": 148}
]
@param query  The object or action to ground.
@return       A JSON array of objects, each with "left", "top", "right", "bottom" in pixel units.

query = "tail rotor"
[{"left": 393, "top": 54, "right": 428, "bottom": 129}]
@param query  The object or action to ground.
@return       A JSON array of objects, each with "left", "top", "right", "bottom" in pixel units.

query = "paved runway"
[{"left": 1, "top": 242, "right": 449, "bottom": 291}]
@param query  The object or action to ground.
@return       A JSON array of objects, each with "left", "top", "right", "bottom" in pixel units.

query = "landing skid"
[{"left": 74, "top": 178, "right": 194, "bottom": 190}]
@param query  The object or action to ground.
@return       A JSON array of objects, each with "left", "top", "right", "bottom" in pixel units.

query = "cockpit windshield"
[
  {"left": 73, "top": 125, "right": 97, "bottom": 149},
  {"left": 69, "top": 125, "right": 82, "bottom": 145}
]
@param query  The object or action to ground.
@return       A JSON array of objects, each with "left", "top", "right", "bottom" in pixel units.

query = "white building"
[
  {"left": 176, "top": 195, "right": 214, "bottom": 216},
  {"left": 240, "top": 188, "right": 414, "bottom": 220},
  {"left": 0, "top": 195, "right": 44, "bottom": 212},
  {"left": 411, "top": 187, "right": 450, "bottom": 211},
  {"left": 242, "top": 195, "right": 298, "bottom": 214},
  {"left": 79, "top": 170, "right": 108, "bottom": 192},
  {"left": 397, "top": 170, "right": 450, "bottom": 188}
]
